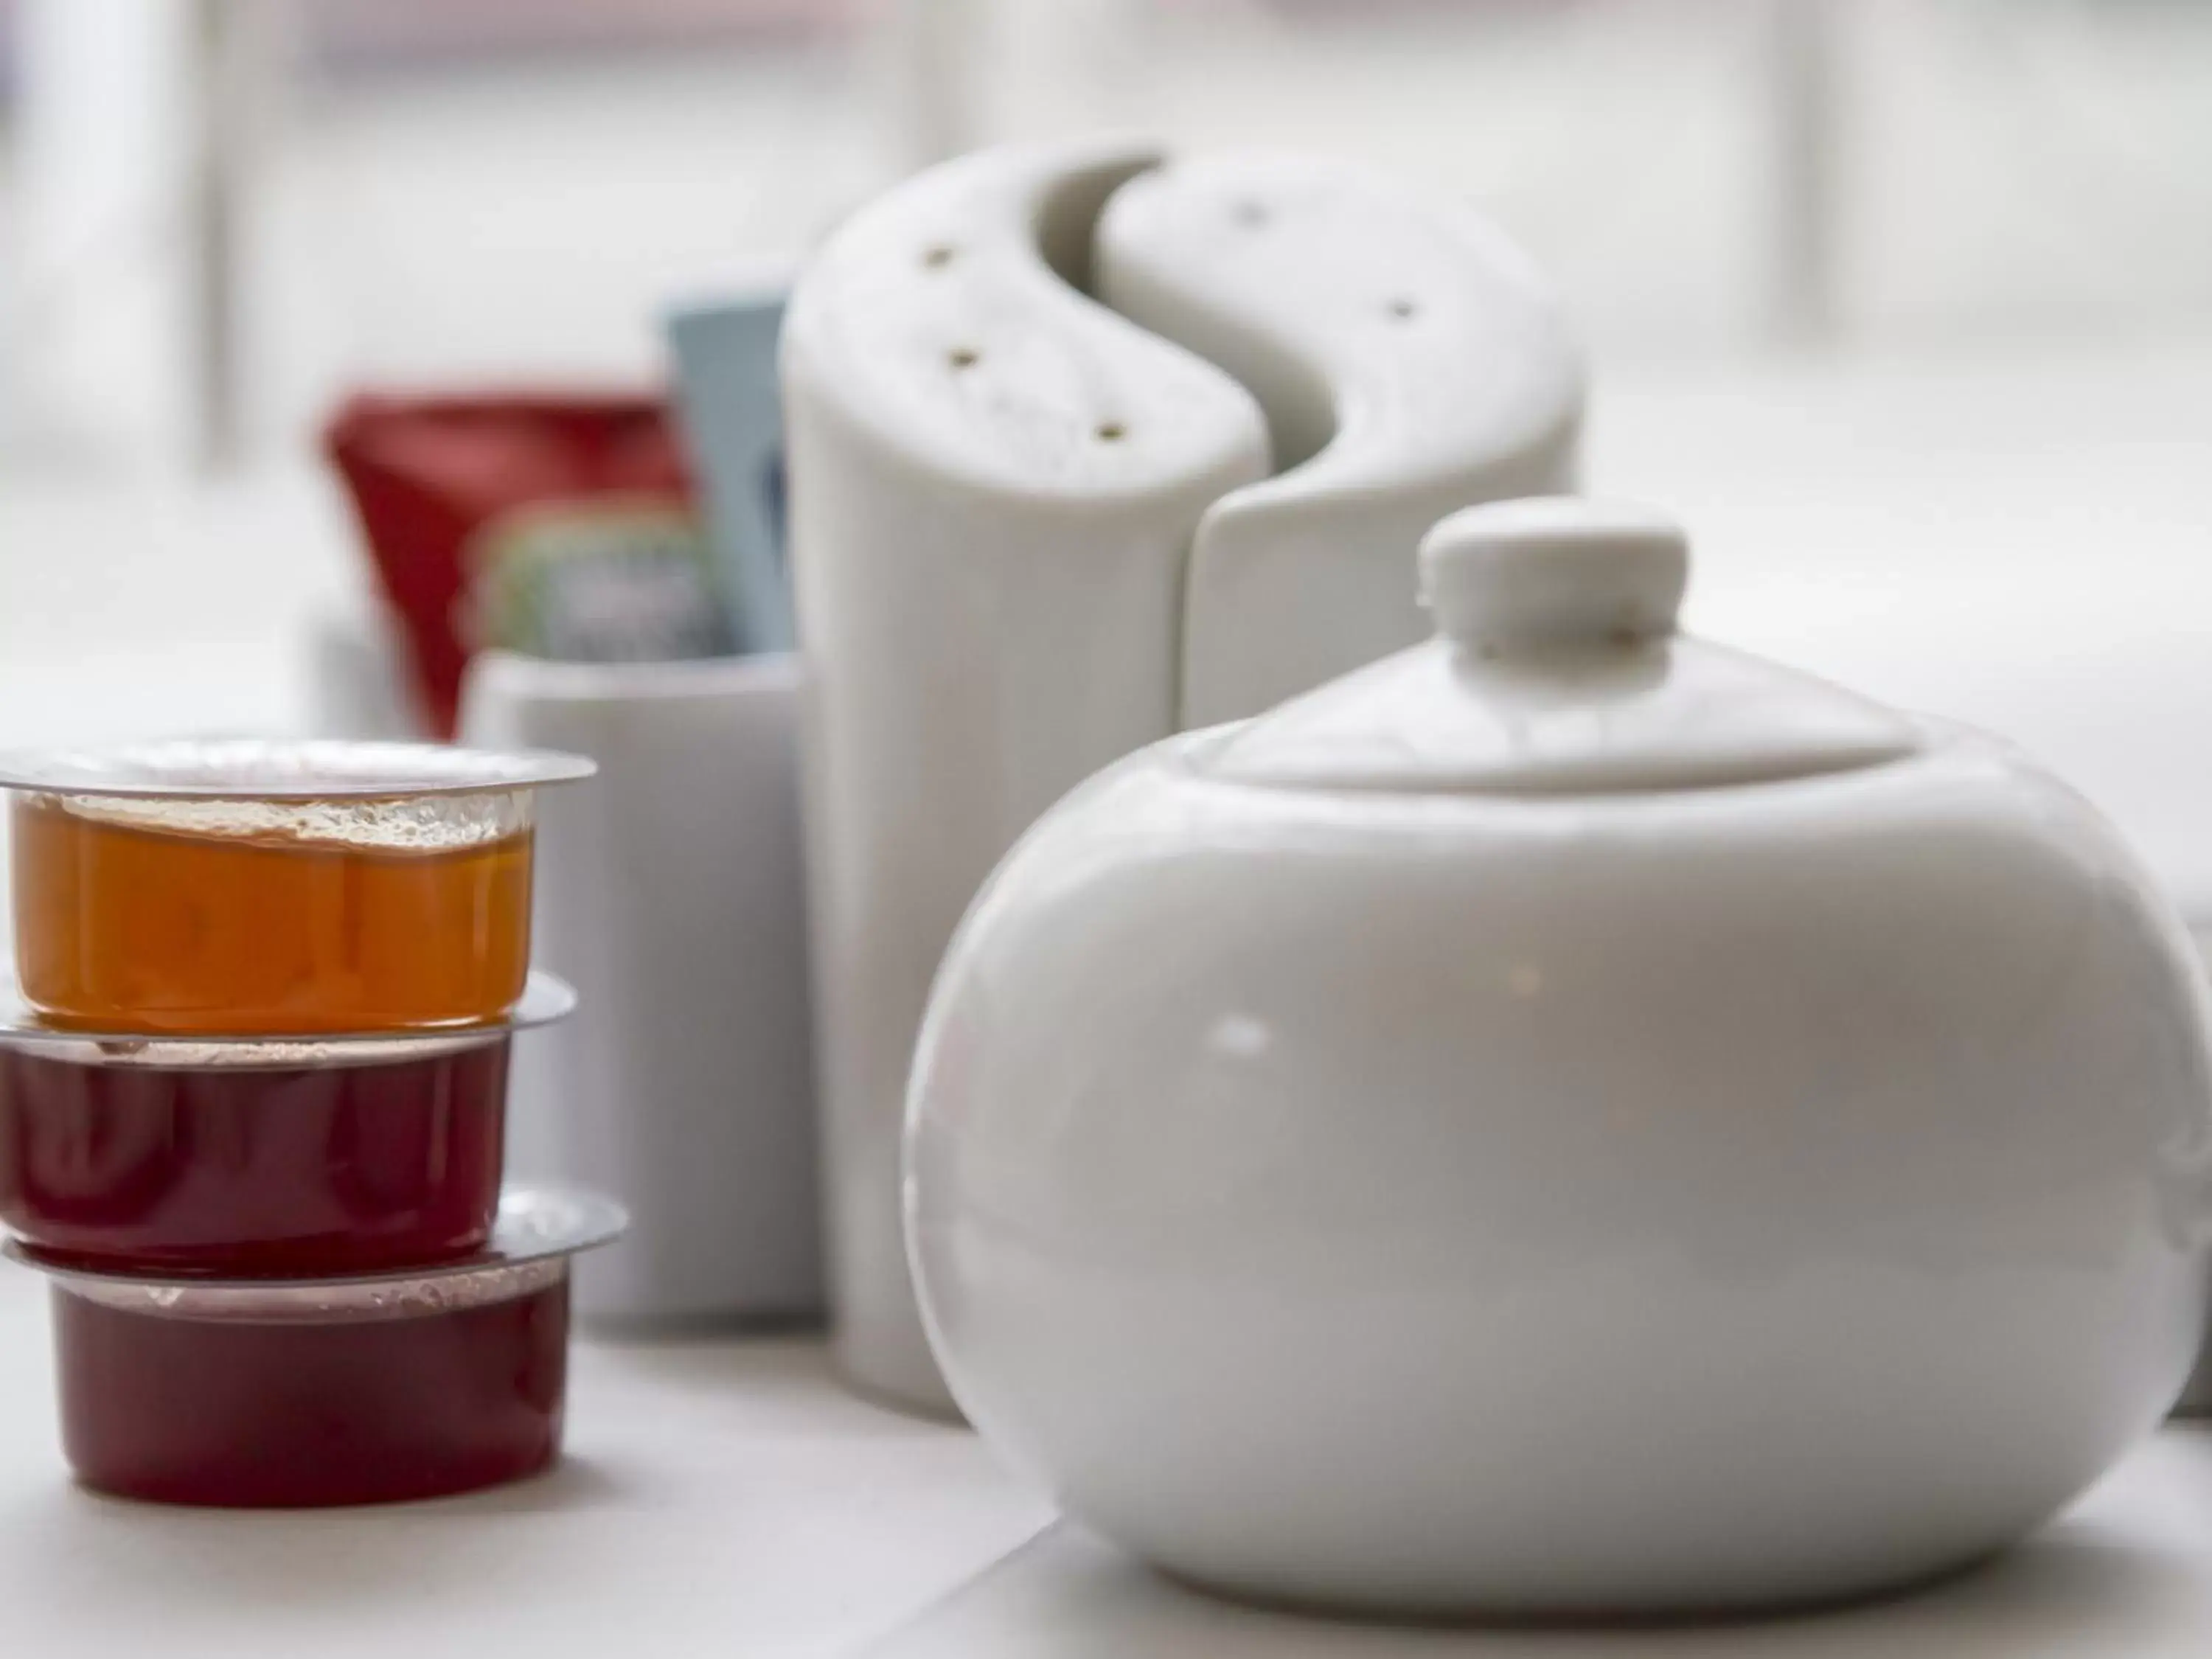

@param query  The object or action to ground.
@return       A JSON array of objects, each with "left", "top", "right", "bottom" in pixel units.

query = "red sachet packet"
[{"left": 324, "top": 392, "right": 731, "bottom": 736}]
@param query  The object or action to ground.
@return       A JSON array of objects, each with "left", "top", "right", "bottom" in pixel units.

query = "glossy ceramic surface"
[
  {"left": 785, "top": 140, "right": 1582, "bottom": 1411},
  {"left": 907, "top": 503, "right": 2212, "bottom": 1614},
  {"left": 1098, "top": 153, "right": 1582, "bottom": 726}
]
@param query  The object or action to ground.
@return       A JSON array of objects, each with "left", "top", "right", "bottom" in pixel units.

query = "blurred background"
[
  {"left": 10, "top": 1, "right": 2212, "bottom": 456},
  {"left": 0, "top": 0, "right": 2209, "bottom": 863}
]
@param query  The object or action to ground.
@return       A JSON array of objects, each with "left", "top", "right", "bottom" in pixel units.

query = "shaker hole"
[
  {"left": 1231, "top": 201, "right": 1270, "bottom": 229},
  {"left": 923, "top": 244, "right": 958, "bottom": 270},
  {"left": 948, "top": 348, "right": 981, "bottom": 370},
  {"left": 1388, "top": 297, "right": 1419, "bottom": 321},
  {"left": 1096, "top": 422, "right": 1127, "bottom": 442}
]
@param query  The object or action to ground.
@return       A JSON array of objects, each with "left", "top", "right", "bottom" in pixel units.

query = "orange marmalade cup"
[{"left": 0, "top": 740, "right": 594, "bottom": 1034}]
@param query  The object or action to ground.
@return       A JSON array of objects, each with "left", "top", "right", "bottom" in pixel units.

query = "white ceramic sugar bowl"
[{"left": 905, "top": 498, "right": 2212, "bottom": 1618}]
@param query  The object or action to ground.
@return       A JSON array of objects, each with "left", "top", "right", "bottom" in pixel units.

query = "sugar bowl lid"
[{"left": 1203, "top": 498, "right": 1920, "bottom": 796}]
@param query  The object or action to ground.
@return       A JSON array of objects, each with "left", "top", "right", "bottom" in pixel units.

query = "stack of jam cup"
[{"left": 0, "top": 740, "right": 624, "bottom": 1507}]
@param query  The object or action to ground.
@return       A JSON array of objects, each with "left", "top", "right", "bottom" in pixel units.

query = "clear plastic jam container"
[
  {"left": 11, "top": 1186, "right": 626, "bottom": 1507},
  {"left": 0, "top": 973, "right": 574, "bottom": 1276},
  {"left": 0, "top": 740, "right": 594, "bottom": 1034}
]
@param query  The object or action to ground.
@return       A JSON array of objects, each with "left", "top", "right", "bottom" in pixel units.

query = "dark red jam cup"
[
  {"left": 14, "top": 1186, "right": 625, "bottom": 1508},
  {"left": 0, "top": 973, "right": 574, "bottom": 1277}
]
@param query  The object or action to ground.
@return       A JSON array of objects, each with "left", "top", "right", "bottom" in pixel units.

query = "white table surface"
[
  {"left": 5, "top": 1247, "right": 2212, "bottom": 1659},
  {"left": 871, "top": 1441, "right": 2212, "bottom": 1658},
  {"left": 3, "top": 342, "right": 2212, "bottom": 1655},
  {"left": 0, "top": 1260, "right": 1051, "bottom": 1659}
]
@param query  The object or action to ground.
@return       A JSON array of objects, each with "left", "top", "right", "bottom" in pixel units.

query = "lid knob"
[{"left": 1419, "top": 498, "right": 1688, "bottom": 656}]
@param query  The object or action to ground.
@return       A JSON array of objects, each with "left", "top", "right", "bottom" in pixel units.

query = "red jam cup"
[
  {"left": 0, "top": 739, "right": 594, "bottom": 1034},
  {"left": 11, "top": 1186, "right": 626, "bottom": 1507},
  {"left": 0, "top": 974, "right": 574, "bottom": 1276}
]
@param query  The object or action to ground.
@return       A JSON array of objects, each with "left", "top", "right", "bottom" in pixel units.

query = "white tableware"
[
  {"left": 906, "top": 499, "right": 2212, "bottom": 1615},
  {"left": 461, "top": 649, "right": 821, "bottom": 1326},
  {"left": 783, "top": 137, "right": 1581, "bottom": 1411}
]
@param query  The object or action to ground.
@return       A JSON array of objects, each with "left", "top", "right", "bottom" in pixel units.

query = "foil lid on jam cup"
[
  {"left": 0, "top": 738, "right": 595, "bottom": 1036},
  {"left": 7, "top": 1187, "right": 630, "bottom": 1509},
  {"left": 0, "top": 967, "right": 577, "bottom": 1064},
  {"left": 0, "top": 737, "right": 597, "bottom": 799},
  {"left": 7, "top": 1185, "right": 632, "bottom": 1302},
  {"left": 0, "top": 973, "right": 580, "bottom": 1277}
]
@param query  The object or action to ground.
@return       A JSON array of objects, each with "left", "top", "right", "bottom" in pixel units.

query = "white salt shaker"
[{"left": 782, "top": 137, "right": 1582, "bottom": 1411}]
